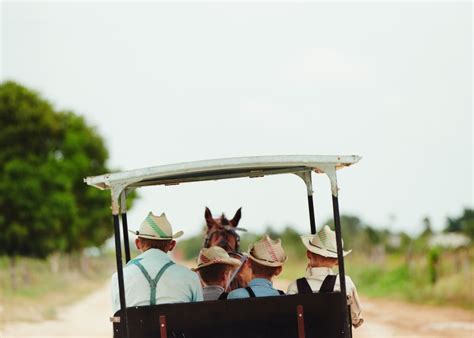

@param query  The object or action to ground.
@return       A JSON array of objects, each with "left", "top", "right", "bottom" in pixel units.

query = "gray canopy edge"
[{"left": 83, "top": 155, "right": 361, "bottom": 215}]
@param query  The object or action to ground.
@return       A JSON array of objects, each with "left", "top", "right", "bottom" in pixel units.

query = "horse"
[
  {"left": 203, "top": 207, "right": 248, "bottom": 290},
  {"left": 203, "top": 207, "right": 243, "bottom": 252}
]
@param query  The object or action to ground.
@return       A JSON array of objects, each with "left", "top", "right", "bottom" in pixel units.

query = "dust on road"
[
  {"left": 355, "top": 298, "right": 473, "bottom": 338},
  {"left": 1, "top": 282, "right": 473, "bottom": 337}
]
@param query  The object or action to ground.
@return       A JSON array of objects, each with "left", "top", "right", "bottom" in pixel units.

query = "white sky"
[{"left": 1, "top": 1, "right": 472, "bottom": 238}]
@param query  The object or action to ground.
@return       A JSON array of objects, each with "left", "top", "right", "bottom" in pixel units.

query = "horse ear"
[
  {"left": 205, "top": 207, "right": 213, "bottom": 227},
  {"left": 230, "top": 207, "right": 242, "bottom": 227}
]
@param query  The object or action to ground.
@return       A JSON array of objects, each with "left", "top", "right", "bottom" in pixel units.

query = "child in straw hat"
[
  {"left": 227, "top": 235, "right": 287, "bottom": 299},
  {"left": 194, "top": 246, "right": 242, "bottom": 301},
  {"left": 286, "top": 225, "right": 364, "bottom": 328}
]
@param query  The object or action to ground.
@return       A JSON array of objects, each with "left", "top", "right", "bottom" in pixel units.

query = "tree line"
[{"left": 179, "top": 208, "right": 474, "bottom": 260}]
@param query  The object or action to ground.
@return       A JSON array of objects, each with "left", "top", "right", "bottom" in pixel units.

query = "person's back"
[
  {"left": 111, "top": 248, "right": 202, "bottom": 312},
  {"left": 287, "top": 225, "right": 363, "bottom": 328},
  {"left": 111, "top": 212, "right": 203, "bottom": 313},
  {"left": 227, "top": 235, "right": 287, "bottom": 299},
  {"left": 287, "top": 266, "right": 358, "bottom": 296}
]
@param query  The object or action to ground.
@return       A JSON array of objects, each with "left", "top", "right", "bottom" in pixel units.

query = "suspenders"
[
  {"left": 296, "top": 275, "right": 353, "bottom": 329},
  {"left": 245, "top": 287, "right": 285, "bottom": 298},
  {"left": 218, "top": 292, "right": 228, "bottom": 300},
  {"left": 245, "top": 287, "right": 257, "bottom": 298},
  {"left": 319, "top": 275, "right": 337, "bottom": 293},
  {"left": 296, "top": 275, "right": 337, "bottom": 294},
  {"left": 130, "top": 259, "right": 175, "bottom": 305}
]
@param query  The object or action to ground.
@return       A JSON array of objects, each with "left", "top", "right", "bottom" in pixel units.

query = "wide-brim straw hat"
[
  {"left": 193, "top": 246, "right": 242, "bottom": 271},
  {"left": 301, "top": 225, "right": 351, "bottom": 258},
  {"left": 129, "top": 212, "right": 184, "bottom": 240},
  {"left": 248, "top": 235, "right": 288, "bottom": 267}
]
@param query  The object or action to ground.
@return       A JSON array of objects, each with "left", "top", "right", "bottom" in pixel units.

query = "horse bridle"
[{"left": 203, "top": 226, "right": 246, "bottom": 252}]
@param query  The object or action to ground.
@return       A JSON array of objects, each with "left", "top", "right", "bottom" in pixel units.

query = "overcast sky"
[{"left": 2, "top": 2, "right": 472, "bottom": 239}]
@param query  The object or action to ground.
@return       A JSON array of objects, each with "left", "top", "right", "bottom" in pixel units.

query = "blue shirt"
[
  {"left": 227, "top": 278, "right": 281, "bottom": 299},
  {"left": 111, "top": 248, "right": 203, "bottom": 313}
]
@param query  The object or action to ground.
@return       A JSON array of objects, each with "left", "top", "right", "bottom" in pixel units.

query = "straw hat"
[
  {"left": 248, "top": 235, "right": 288, "bottom": 267},
  {"left": 301, "top": 225, "right": 351, "bottom": 258},
  {"left": 193, "top": 246, "right": 242, "bottom": 271},
  {"left": 129, "top": 212, "right": 184, "bottom": 240}
]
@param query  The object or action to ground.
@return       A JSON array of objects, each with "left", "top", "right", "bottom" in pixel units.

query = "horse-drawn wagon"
[{"left": 84, "top": 155, "right": 361, "bottom": 338}]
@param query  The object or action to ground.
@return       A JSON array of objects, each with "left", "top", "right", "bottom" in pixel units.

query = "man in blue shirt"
[
  {"left": 227, "top": 235, "right": 287, "bottom": 299},
  {"left": 111, "top": 212, "right": 203, "bottom": 313}
]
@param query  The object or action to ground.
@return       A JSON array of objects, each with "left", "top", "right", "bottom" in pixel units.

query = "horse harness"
[
  {"left": 204, "top": 224, "right": 248, "bottom": 251},
  {"left": 129, "top": 258, "right": 175, "bottom": 305},
  {"left": 204, "top": 227, "right": 242, "bottom": 252}
]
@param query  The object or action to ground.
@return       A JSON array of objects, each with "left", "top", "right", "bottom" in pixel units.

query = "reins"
[{"left": 225, "top": 254, "right": 247, "bottom": 291}]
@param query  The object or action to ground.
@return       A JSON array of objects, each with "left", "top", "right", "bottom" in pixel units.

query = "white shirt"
[
  {"left": 287, "top": 267, "right": 364, "bottom": 328},
  {"left": 111, "top": 248, "right": 203, "bottom": 313}
]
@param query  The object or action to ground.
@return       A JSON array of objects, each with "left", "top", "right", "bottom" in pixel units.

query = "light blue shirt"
[
  {"left": 227, "top": 278, "right": 282, "bottom": 299},
  {"left": 111, "top": 248, "right": 203, "bottom": 313}
]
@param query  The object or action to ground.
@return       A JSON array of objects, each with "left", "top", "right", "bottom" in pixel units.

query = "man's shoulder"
[
  {"left": 227, "top": 287, "right": 248, "bottom": 299},
  {"left": 127, "top": 250, "right": 169, "bottom": 269},
  {"left": 167, "top": 262, "right": 200, "bottom": 281},
  {"left": 169, "top": 262, "right": 194, "bottom": 274}
]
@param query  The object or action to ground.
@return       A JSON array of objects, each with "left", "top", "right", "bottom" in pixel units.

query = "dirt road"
[
  {"left": 354, "top": 298, "right": 473, "bottom": 338},
  {"left": 1, "top": 282, "right": 473, "bottom": 337}
]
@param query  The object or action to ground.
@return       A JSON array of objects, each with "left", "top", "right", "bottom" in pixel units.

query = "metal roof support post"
[
  {"left": 296, "top": 171, "right": 316, "bottom": 234},
  {"left": 326, "top": 168, "right": 350, "bottom": 337},
  {"left": 332, "top": 195, "right": 347, "bottom": 293},
  {"left": 307, "top": 195, "right": 317, "bottom": 235},
  {"left": 111, "top": 186, "right": 129, "bottom": 338},
  {"left": 120, "top": 191, "right": 131, "bottom": 263}
]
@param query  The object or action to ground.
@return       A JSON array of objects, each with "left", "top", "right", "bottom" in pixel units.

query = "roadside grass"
[
  {"left": 207, "top": 236, "right": 474, "bottom": 311},
  {"left": 0, "top": 253, "right": 115, "bottom": 327},
  {"left": 1, "top": 246, "right": 471, "bottom": 329},
  {"left": 279, "top": 250, "right": 474, "bottom": 311}
]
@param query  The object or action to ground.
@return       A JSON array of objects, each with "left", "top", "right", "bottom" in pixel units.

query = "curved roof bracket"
[
  {"left": 119, "top": 187, "right": 137, "bottom": 214},
  {"left": 321, "top": 166, "right": 339, "bottom": 197},
  {"left": 120, "top": 190, "right": 127, "bottom": 214},
  {"left": 295, "top": 171, "right": 313, "bottom": 196},
  {"left": 111, "top": 181, "right": 138, "bottom": 215}
]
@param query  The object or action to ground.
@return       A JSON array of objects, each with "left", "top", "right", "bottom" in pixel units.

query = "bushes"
[{"left": 344, "top": 252, "right": 474, "bottom": 310}]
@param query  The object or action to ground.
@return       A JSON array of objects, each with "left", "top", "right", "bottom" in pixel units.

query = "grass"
[
  {"left": 1, "top": 245, "right": 472, "bottom": 329},
  {"left": 0, "top": 253, "right": 115, "bottom": 327},
  {"left": 181, "top": 232, "right": 474, "bottom": 311},
  {"left": 279, "top": 250, "right": 474, "bottom": 311}
]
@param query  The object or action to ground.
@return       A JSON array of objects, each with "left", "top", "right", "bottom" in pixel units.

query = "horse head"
[{"left": 203, "top": 207, "right": 243, "bottom": 253}]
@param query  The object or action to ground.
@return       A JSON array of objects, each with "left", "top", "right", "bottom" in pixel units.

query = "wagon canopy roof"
[{"left": 84, "top": 155, "right": 361, "bottom": 190}]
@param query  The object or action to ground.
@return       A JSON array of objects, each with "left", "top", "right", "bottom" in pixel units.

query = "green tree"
[
  {"left": 325, "top": 214, "right": 366, "bottom": 249},
  {"left": 445, "top": 208, "right": 474, "bottom": 239},
  {"left": 0, "top": 81, "right": 130, "bottom": 261},
  {"left": 279, "top": 226, "right": 306, "bottom": 257},
  {"left": 427, "top": 247, "right": 441, "bottom": 284},
  {"left": 56, "top": 112, "right": 113, "bottom": 252},
  {"left": 420, "top": 216, "right": 433, "bottom": 238},
  {"left": 0, "top": 82, "right": 73, "bottom": 258}
]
